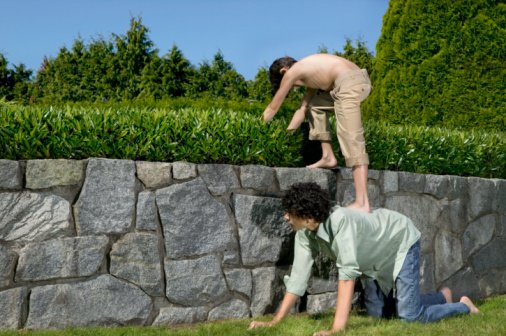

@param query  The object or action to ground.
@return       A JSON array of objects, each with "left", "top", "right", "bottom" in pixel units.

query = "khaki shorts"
[{"left": 307, "top": 69, "right": 371, "bottom": 167}]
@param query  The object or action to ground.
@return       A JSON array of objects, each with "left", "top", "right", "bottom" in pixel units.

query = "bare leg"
[
  {"left": 307, "top": 141, "right": 338, "bottom": 169},
  {"left": 346, "top": 164, "right": 371, "bottom": 213},
  {"left": 440, "top": 287, "right": 453, "bottom": 303},
  {"left": 460, "top": 296, "right": 480, "bottom": 314}
]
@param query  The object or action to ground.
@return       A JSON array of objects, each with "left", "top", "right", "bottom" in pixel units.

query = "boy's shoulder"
[{"left": 329, "top": 206, "right": 409, "bottom": 223}]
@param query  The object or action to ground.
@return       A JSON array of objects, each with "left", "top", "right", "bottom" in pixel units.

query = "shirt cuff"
[{"left": 283, "top": 275, "right": 306, "bottom": 297}]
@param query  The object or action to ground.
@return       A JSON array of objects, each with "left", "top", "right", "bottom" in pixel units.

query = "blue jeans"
[{"left": 364, "top": 240, "right": 470, "bottom": 323}]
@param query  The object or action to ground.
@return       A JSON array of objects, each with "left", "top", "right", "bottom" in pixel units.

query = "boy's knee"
[{"left": 398, "top": 310, "right": 422, "bottom": 323}]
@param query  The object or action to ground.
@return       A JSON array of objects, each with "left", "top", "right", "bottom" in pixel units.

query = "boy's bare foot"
[
  {"left": 440, "top": 287, "right": 453, "bottom": 303},
  {"left": 346, "top": 201, "right": 371, "bottom": 213},
  {"left": 460, "top": 296, "right": 480, "bottom": 314},
  {"left": 307, "top": 157, "right": 338, "bottom": 169}
]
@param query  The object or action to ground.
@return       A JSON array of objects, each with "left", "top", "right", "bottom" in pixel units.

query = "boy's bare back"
[{"left": 287, "top": 54, "right": 360, "bottom": 91}]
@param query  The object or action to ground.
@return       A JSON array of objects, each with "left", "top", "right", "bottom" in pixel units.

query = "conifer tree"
[
  {"left": 113, "top": 17, "right": 157, "bottom": 100},
  {"left": 364, "top": 0, "right": 505, "bottom": 130}
]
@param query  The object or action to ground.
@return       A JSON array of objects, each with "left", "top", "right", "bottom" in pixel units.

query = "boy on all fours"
[{"left": 249, "top": 183, "right": 480, "bottom": 336}]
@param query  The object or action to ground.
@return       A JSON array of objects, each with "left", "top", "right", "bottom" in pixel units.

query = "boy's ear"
[{"left": 280, "top": 67, "right": 289, "bottom": 75}]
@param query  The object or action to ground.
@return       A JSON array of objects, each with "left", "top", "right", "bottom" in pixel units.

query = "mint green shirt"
[{"left": 284, "top": 206, "right": 421, "bottom": 296}]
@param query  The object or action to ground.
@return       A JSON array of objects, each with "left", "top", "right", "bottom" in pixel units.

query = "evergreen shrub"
[
  {"left": 0, "top": 103, "right": 303, "bottom": 167},
  {"left": 364, "top": 0, "right": 506, "bottom": 131},
  {"left": 1, "top": 103, "right": 504, "bottom": 178}
]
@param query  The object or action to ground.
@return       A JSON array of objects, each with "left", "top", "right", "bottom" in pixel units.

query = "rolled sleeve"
[
  {"left": 338, "top": 267, "right": 362, "bottom": 280},
  {"left": 284, "top": 231, "right": 314, "bottom": 296}
]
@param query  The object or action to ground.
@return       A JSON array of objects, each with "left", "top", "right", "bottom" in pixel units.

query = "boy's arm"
[
  {"left": 287, "top": 88, "right": 316, "bottom": 130},
  {"left": 249, "top": 230, "right": 314, "bottom": 330},
  {"left": 263, "top": 71, "right": 298, "bottom": 122},
  {"left": 313, "top": 279, "right": 356, "bottom": 336},
  {"left": 249, "top": 292, "right": 299, "bottom": 329}
]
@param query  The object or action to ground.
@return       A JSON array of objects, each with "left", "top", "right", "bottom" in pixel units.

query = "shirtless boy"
[{"left": 263, "top": 54, "right": 372, "bottom": 212}]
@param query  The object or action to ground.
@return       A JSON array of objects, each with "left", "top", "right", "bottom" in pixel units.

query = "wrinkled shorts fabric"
[{"left": 308, "top": 69, "right": 371, "bottom": 167}]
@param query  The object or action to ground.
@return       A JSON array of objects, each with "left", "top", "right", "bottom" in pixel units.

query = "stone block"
[
  {"left": 251, "top": 267, "right": 279, "bottom": 317},
  {"left": 463, "top": 214, "right": 495, "bottom": 258},
  {"left": 437, "top": 198, "right": 468, "bottom": 234},
  {"left": 468, "top": 177, "right": 495, "bottom": 220},
  {"left": 307, "top": 276, "right": 338, "bottom": 295},
  {"left": 74, "top": 158, "right": 137, "bottom": 235},
  {"left": 0, "top": 287, "right": 27, "bottom": 330},
  {"left": 26, "top": 275, "right": 152, "bottom": 329},
  {"left": 165, "top": 255, "right": 229, "bottom": 306},
  {"left": 424, "top": 174, "right": 449, "bottom": 199},
  {"left": 16, "top": 236, "right": 108, "bottom": 282},
  {"left": 240, "top": 165, "right": 277, "bottom": 192},
  {"left": 172, "top": 161, "right": 197, "bottom": 180},
  {"left": 224, "top": 269, "right": 252, "bottom": 298},
  {"left": 156, "top": 178, "right": 235, "bottom": 258},
  {"left": 135, "top": 161, "right": 172, "bottom": 189},
  {"left": 446, "top": 175, "right": 468, "bottom": 201},
  {"left": 234, "top": 194, "right": 290, "bottom": 266},
  {"left": 136, "top": 191, "right": 159, "bottom": 231},
  {"left": 472, "top": 238, "right": 506, "bottom": 273},
  {"left": 275, "top": 167, "right": 337, "bottom": 196},
  {"left": 0, "top": 245, "right": 16, "bottom": 288},
  {"left": 0, "top": 191, "right": 72, "bottom": 242},
  {"left": 496, "top": 179, "right": 506, "bottom": 214},
  {"left": 478, "top": 269, "right": 506, "bottom": 298},
  {"left": 435, "top": 231, "right": 463, "bottom": 283},
  {"left": 26, "top": 159, "right": 85, "bottom": 189},
  {"left": 0, "top": 160, "right": 22, "bottom": 190},
  {"left": 110, "top": 232, "right": 163, "bottom": 296},
  {"left": 398, "top": 172, "right": 425, "bottom": 193},
  {"left": 382, "top": 170, "right": 398, "bottom": 193},
  {"left": 307, "top": 292, "right": 336, "bottom": 315},
  {"left": 198, "top": 164, "right": 240, "bottom": 195}
]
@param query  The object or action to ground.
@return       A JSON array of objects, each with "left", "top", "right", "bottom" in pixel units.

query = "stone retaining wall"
[{"left": 0, "top": 158, "right": 505, "bottom": 330}]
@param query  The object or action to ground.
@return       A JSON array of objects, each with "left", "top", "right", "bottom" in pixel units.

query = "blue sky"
[{"left": 1, "top": 0, "right": 389, "bottom": 80}]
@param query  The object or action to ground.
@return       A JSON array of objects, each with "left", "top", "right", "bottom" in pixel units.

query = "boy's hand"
[
  {"left": 248, "top": 320, "right": 276, "bottom": 329},
  {"left": 263, "top": 106, "right": 276, "bottom": 123}
]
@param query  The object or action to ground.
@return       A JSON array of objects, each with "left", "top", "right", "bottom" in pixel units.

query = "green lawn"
[{"left": 2, "top": 294, "right": 505, "bottom": 336}]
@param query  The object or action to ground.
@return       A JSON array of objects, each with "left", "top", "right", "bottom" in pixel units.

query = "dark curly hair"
[
  {"left": 282, "top": 182, "right": 332, "bottom": 223},
  {"left": 269, "top": 56, "right": 297, "bottom": 96}
]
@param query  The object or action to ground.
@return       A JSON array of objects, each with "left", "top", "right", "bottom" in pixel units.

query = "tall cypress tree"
[{"left": 364, "top": 0, "right": 506, "bottom": 130}]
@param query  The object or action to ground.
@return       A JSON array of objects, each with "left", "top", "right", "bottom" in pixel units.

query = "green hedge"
[
  {"left": 0, "top": 103, "right": 304, "bottom": 167},
  {"left": 365, "top": 122, "right": 505, "bottom": 178},
  {"left": 364, "top": 0, "right": 506, "bottom": 131},
  {"left": 0, "top": 103, "right": 504, "bottom": 178}
]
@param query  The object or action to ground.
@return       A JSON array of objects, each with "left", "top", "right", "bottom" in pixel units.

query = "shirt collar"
[{"left": 315, "top": 220, "right": 330, "bottom": 243}]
